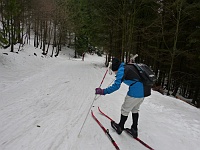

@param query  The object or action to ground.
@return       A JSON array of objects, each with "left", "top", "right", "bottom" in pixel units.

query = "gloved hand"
[{"left": 95, "top": 88, "right": 104, "bottom": 95}]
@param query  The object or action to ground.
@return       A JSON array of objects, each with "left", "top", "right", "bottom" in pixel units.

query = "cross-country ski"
[
  {"left": 98, "top": 107, "right": 154, "bottom": 150},
  {"left": 91, "top": 110, "right": 120, "bottom": 150}
]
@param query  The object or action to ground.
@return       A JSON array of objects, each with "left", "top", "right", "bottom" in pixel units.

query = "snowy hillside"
[{"left": 0, "top": 45, "right": 200, "bottom": 150}]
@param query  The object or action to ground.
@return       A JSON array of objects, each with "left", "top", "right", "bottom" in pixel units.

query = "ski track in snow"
[{"left": 0, "top": 53, "right": 106, "bottom": 150}]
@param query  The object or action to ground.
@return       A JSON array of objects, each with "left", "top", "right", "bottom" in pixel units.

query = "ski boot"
[{"left": 111, "top": 121, "right": 123, "bottom": 134}]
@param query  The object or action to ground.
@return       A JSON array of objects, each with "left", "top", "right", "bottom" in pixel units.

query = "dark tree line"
[
  {"left": 0, "top": 0, "right": 200, "bottom": 107},
  {"left": 0, "top": 0, "right": 75, "bottom": 57}
]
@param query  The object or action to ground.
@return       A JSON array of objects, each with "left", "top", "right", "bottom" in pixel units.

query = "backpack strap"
[
  {"left": 130, "top": 81, "right": 137, "bottom": 86},
  {"left": 130, "top": 79, "right": 140, "bottom": 86},
  {"left": 133, "top": 63, "right": 143, "bottom": 74}
]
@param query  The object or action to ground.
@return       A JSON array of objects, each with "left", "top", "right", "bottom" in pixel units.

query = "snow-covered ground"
[{"left": 0, "top": 44, "right": 200, "bottom": 150}]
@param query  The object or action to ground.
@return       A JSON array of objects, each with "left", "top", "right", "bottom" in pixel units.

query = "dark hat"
[{"left": 111, "top": 58, "right": 121, "bottom": 71}]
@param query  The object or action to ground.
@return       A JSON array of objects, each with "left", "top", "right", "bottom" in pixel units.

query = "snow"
[{"left": 0, "top": 43, "right": 200, "bottom": 150}]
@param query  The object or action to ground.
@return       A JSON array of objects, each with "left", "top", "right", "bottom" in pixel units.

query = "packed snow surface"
[{"left": 0, "top": 45, "right": 200, "bottom": 150}]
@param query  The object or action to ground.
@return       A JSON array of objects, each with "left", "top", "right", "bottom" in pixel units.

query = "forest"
[{"left": 0, "top": 0, "right": 200, "bottom": 107}]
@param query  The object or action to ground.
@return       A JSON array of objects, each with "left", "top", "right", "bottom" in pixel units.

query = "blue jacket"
[{"left": 104, "top": 63, "right": 144, "bottom": 98}]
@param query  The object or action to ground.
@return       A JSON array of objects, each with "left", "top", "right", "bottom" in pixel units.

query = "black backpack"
[{"left": 133, "top": 63, "right": 156, "bottom": 97}]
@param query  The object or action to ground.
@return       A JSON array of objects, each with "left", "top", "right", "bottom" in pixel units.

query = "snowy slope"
[{"left": 0, "top": 45, "right": 200, "bottom": 150}]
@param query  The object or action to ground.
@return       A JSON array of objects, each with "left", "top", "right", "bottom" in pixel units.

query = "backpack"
[{"left": 133, "top": 63, "right": 156, "bottom": 97}]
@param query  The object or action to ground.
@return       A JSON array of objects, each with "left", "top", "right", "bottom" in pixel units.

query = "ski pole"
[
  {"left": 99, "top": 62, "right": 112, "bottom": 88},
  {"left": 94, "top": 62, "right": 111, "bottom": 100},
  {"left": 78, "top": 62, "right": 112, "bottom": 137}
]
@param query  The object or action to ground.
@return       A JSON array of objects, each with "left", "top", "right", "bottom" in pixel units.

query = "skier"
[
  {"left": 95, "top": 58, "right": 144, "bottom": 138},
  {"left": 82, "top": 52, "right": 85, "bottom": 61}
]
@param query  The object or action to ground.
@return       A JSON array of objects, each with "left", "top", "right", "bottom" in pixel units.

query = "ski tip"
[{"left": 98, "top": 106, "right": 101, "bottom": 112}]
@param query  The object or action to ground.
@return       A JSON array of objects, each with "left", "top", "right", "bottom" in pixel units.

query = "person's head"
[{"left": 111, "top": 58, "right": 121, "bottom": 73}]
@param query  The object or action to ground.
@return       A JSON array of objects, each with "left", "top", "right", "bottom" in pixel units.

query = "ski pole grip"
[
  {"left": 133, "top": 54, "right": 138, "bottom": 60},
  {"left": 108, "top": 62, "right": 112, "bottom": 68}
]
